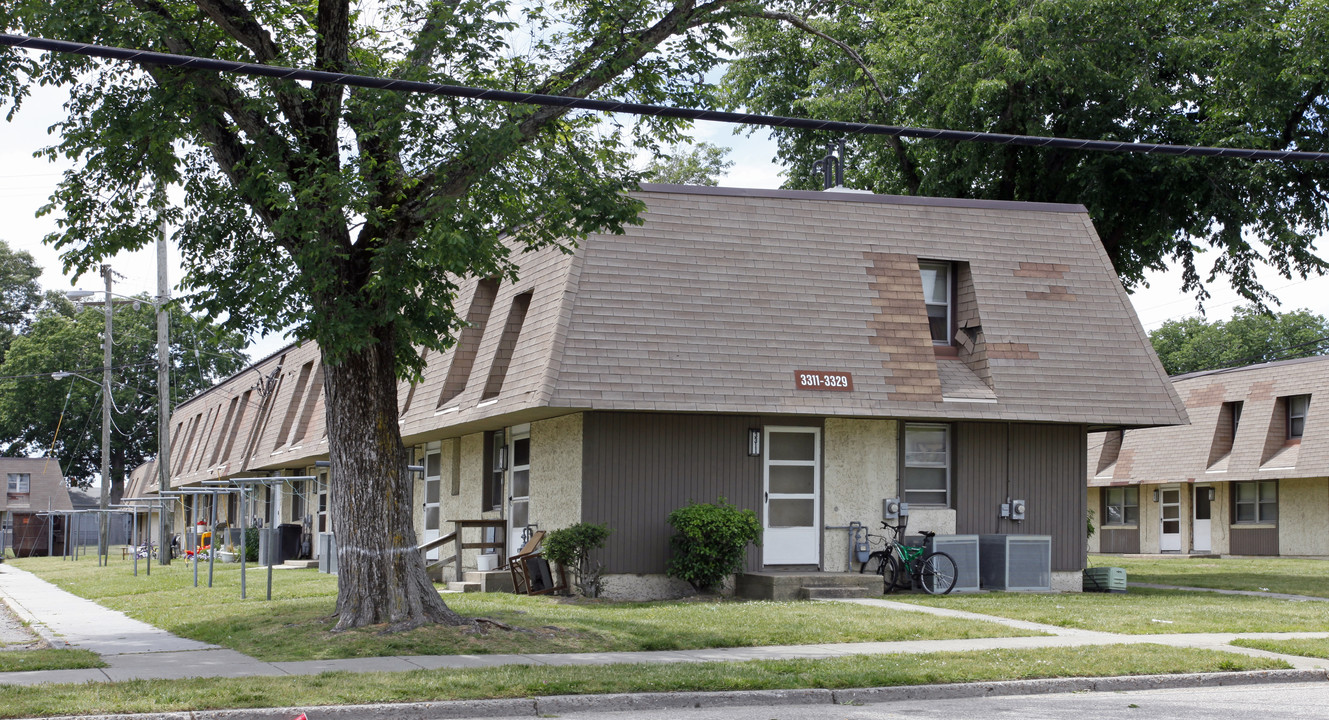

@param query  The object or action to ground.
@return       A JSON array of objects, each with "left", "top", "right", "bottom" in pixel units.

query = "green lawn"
[
  {"left": 0, "top": 649, "right": 104, "bottom": 673},
  {"left": 0, "top": 644, "right": 1287, "bottom": 719},
  {"left": 1096, "top": 556, "right": 1329, "bottom": 598},
  {"left": 1231, "top": 638, "right": 1329, "bottom": 659},
  {"left": 11, "top": 556, "right": 1032, "bottom": 662},
  {"left": 894, "top": 586, "right": 1329, "bottom": 634}
]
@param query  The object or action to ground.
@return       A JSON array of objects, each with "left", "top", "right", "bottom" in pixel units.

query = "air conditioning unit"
[
  {"left": 978, "top": 535, "right": 1051, "bottom": 591},
  {"left": 904, "top": 534, "right": 981, "bottom": 593}
]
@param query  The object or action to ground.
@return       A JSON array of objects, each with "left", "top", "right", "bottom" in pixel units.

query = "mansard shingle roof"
[
  {"left": 1090, "top": 354, "right": 1329, "bottom": 485},
  {"left": 158, "top": 184, "right": 1186, "bottom": 486}
]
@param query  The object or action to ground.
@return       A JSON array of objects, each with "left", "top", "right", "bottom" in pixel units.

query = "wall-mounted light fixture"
[
  {"left": 1208, "top": 488, "right": 1216, "bottom": 502},
  {"left": 748, "top": 428, "right": 762, "bottom": 457},
  {"left": 1153, "top": 488, "right": 1160, "bottom": 502},
  {"left": 495, "top": 446, "right": 508, "bottom": 472}
]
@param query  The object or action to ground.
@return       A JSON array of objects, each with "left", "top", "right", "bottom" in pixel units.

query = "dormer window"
[
  {"left": 1288, "top": 395, "right": 1310, "bottom": 439},
  {"left": 6, "top": 473, "right": 29, "bottom": 494},
  {"left": 919, "top": 261, "right": 953, "bottom": 345}
]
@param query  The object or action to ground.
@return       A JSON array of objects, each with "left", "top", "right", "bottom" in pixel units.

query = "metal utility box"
[
  {"left": 978, "top": 535, "right": 1052, "bottom": 591},
  {"left": 905, "top": 534, "right": 981, "bottom": 593},
  {"left": 1083, "top": 566, "right": 1127, "bottom": 593},
  {"left": 318, "top": 533, "right": 338, "bottom": 575}
]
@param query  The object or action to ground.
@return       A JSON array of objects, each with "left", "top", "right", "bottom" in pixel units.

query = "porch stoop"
[
  {"left": 736, "top": 571, "right": 882, "bottom": 601},
  {"left": 444, "top": 570, "right": 516, "bottom": 594}
]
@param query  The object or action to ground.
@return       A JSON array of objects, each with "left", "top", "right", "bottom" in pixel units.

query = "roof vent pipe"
[{"left": 813, "top": 138, "right": 845, "bottom": 190}]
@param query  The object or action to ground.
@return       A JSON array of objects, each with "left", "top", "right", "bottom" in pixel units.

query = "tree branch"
[
  {"left": 744, "top": 8, "right": 921, "bottom": 194},
  {"left": 399, "top": 0, "right": 749, "bottom": 221}
]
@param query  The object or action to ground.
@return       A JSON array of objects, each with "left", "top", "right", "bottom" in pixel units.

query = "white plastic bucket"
[{"left": 476, "top": 553, "right": 499, "bottom": 572}]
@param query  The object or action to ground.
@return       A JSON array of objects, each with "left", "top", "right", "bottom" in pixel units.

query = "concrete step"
[
  {"left": 464, "top": 570, "right": 515, "bottom": 593},
  {"left": 800, "top": 585, "right": 871, "bottom": 600},
  {"left": 277, "top": 559, "right": 318, "bottom": 569},
  {"left": 446, "top": 581, "right": 481, "bottom": 593}
]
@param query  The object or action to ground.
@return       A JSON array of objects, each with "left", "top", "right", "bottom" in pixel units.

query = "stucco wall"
[
  {"left": 1087, "top": 490, "right": 1101, "bottom": 553},
  {"left": 822, "top": 418, "right": 897, "bottom": 572},
  {"left": 1279, "top": 477, "right": 1329, "bottom": 556},
  {"left": 1138, "top": 487, "right": 1159, "bottom": 552},
  {"left": 530, "top": 413, "right": 584, "bottom": 532}
]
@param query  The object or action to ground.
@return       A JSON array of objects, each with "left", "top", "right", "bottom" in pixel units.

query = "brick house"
[
  {"left": 129, "top": 184, "right": 1185, "bottom": 595},
  {"left": 1090, "top": 355, "right": 1326, "bottom": 556},
  {"left": 2, "top": 456, "right": 73, "bottom": 557}
]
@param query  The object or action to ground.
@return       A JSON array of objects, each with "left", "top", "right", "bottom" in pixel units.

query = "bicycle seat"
[{"left": 919, "top": 530, "right": 936, "bottom": 538}]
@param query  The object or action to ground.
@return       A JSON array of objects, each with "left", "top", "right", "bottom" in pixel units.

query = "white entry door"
[
  {"left": 506, "top": 428, "right": 532, "bottom": 557},
  {"left": 763, "top": 427, "right": 820, "bottom": 565},
  {"left": 1159, "top": 486, "right": 1182, "bottom": 552},
  {"left": 1193, "top": 485, "right": 1212, "bottom": 553},
  {"left": 423, "top": 442, "right": 442, "bottom": 561}
]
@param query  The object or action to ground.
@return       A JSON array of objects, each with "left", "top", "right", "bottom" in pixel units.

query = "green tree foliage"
[
  {"left": 0, "top": 296, "right": 247, "bottom": 499},
  {"left": 666, "top": 498, "right": 761, "bottom": 592},
  {"left": 724, "top": 0, "right": 1329, "bottom": 303},
  {"left": 1149, "top": 306, "right": 1329, "bottom": 375},
  {"left": 645, "top": 142, "right": 735, "bottom": 185},
  {"left": 0, "top": 239, "right": 42, "bottom": 364},
  {"left": 1, "top": 0, "right": 761, "bottom": 630},
  {"left": 542, "top": 522, "right": 612, "bottom": 598}
]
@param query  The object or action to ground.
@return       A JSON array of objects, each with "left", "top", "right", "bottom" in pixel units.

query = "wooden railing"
[{"left": 415, "top": 519, "right": 505, "bottom": 582}]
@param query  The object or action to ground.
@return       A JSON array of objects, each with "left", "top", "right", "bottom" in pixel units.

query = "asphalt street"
[{"left": 465, "top": 681, "right": 1329, "bottom": 720}]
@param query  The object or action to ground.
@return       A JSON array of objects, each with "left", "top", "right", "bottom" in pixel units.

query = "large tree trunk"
[{"left": 323, "top": 336, "right": 467, "bottom": 631}]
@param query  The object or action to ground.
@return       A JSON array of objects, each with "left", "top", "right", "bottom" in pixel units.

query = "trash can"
[{"left": 278, "top": 524, "right": 302, "bottom": 563}]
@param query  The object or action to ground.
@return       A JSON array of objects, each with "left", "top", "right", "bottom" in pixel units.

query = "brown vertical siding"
[
  {"left": 1230, "top": 527, "right": 1279, "bottom": 555},
  {"left": 954, "top": 422, "right": 1087, "bottom": 572},
  {"left": 1099, "top": 527, "right": 1141, "bottom": 553},
  {"left": 581, "top": 412, "right": 764, "bottom": 574}
]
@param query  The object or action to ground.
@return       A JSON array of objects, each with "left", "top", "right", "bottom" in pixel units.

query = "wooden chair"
[{"left": 507, "top": 530, "right": 565, "bottom": 595}]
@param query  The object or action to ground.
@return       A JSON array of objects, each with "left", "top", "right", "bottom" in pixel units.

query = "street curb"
[
  {"left": 0, "top": 590, "right": 67, "bottom": 650},
  {"left": 27, "top": 669, "right": 1329, "bottom": 720}
]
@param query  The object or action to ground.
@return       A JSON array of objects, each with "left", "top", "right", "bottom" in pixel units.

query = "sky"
[{"left": 4, "top": 78, "right": 1329, "bottom": 367}]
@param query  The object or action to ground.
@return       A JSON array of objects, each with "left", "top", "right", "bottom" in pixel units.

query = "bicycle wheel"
[
  {"left": 917, "top": 551, "right": 957, "bottom": 595},
  {"left": 860, "top": 550, "right": 886, "bottom": 574},
  {"left": 880, "top": 553, "right": 905, "bottom": 594}
]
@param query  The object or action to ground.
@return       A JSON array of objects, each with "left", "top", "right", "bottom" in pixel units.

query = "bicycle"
[{"left": 858, "top": 520, "right": 958, "bottom": 595}]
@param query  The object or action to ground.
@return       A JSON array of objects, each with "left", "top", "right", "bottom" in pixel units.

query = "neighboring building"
[
  {"left": 1, "top": 457, "right": 74, "bottom": 557},
  {"left": 1089, "top": 355, "right": 1328, "bottom": 556},
  {"left": 130, "top": 184, "right": 1186, "bottom": 595}
]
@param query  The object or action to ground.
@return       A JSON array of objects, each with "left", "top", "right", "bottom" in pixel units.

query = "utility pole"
[
  {"left": 99, "top": 264, "right": 112, "bottom": 566},
  {"left": 156, "top": 204, "right": 173, "bottom": 565}
]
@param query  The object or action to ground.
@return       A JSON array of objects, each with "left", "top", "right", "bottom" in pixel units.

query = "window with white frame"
[
  {"left": 903, "top": 423, "right": 950, "bottom": 506},
  {"left": 1102, "top": 486, "right": 1138, "bottom": 525},
  {"left": 1288, "top": 395, "right": 1310, "bottom": 439},
  {"left": 1234, "top": 480, "right": 1277, "bottom": 524},
  {"left": 6, "top": 473, "right": 30, "bottom": 493},
  {"left": 918, "top": 261, "right": 952, "bottom": 345}
]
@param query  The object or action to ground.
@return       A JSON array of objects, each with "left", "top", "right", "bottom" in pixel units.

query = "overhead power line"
[{"left": 3, "top": 32, "right": 1329, "bottom": 164}]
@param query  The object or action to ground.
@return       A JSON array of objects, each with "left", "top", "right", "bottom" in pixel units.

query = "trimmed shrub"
[
  {"left": 242, "top": 527, "right": 260, "bottom": 563},
  {"left": 543, "top": 523, "right": 612, "bottom": 598},
  {"left": 666, "top": 498, "right": 761, "bottom": 592}
]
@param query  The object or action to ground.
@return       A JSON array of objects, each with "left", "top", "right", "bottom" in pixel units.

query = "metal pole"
[
  {"left": 240, "top": 486, "right": 248, "bottom": 599},
  {"left": 131, "top": 509, "right": 138, "bottom": 576},
  {"left": 267, "top": 483, "right": 275, "bottom": 601},
  {"left": 145, "top": 505, "right": 151, "bottom": 576},
  {"left": 100, "top": 264, "right": 112, "bottom": 567},
  {"left": 156, "top": 207, "right": 173, "bottom": 566},
  {"left": 192, "top": 498, "right": 199, "bottom": 588},
  {"left": 207, "top": 489, "right": 216, "bottom": 587}
]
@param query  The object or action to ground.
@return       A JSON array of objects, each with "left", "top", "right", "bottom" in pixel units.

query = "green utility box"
[{"left": 1083, "top": 566, "right": 1127, "bottom": 593}]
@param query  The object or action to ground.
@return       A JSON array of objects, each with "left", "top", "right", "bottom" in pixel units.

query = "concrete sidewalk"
[{"left": 2, "top": 562, "right": 1329, "bottom": 689}]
